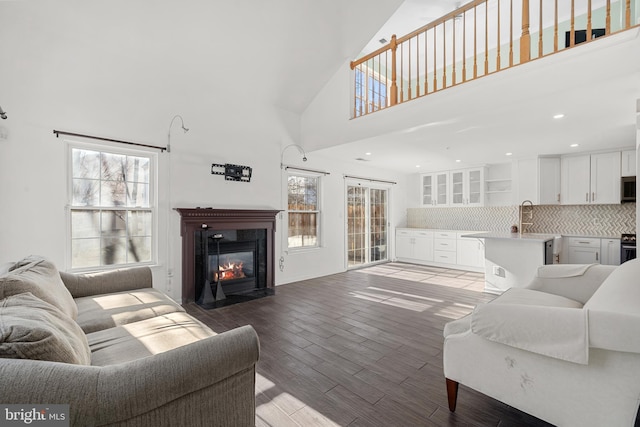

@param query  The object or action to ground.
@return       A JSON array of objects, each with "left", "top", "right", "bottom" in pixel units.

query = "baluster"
[
  {"left": 416, "top": 34, "right": 420, "bottom": 97},
  {"left": 385, "top": 50, "right": 389, "bottom": 107},
  {"left": 443, "top": 22, "right": 448, "bottom": 88},
  {"left": 521, "top": 0, "right": 531, "bottom": 62},
  {"left": 626, "top": 0, "right": 631, "bottom": 28},
  {"left": 554, "top": 0, "right": 558, "bottom": 52},
  {"left": 400, "top": 42, "right": 404, "bottom": 103},
  {"left": 474, "top": 4, "right": 478, "bottom": 78},
  {"left": 453, "top": 18, "right": 457, "bottom": 85},
  {"left": 424, "top": 31, "right": 429, "bottom": 95},
  {"left": 463, "top": 11, "right": 467, "bottom": 82},
  {"left": 497, "top": 0, "right": 502, "bottom": 70},
  {"left": 570, "top": 0, "right": 575, "bottom": 47},
  {"left": 539, "top": 0, "right": 543, "bottom": 57},
  {"left": 390, "top": 35, "right": 398, "bottom": 106},
  {"left": 510, "top": 0, "right": 514, "bottom": 66},
  {"left": 433, "top": 28, "right": 438, "bottom": 90},
  {"left": 587, "top": 0, "right": 592, "bottom": 42},
  {"left": 408, "top": 38, "right": 412, "bottom": 100},
  {"left": 484, "top": 1, "right": 489, "bottom": 74},
  {"left": 606, "top": 0, "right": 611, "bottom": 34}
]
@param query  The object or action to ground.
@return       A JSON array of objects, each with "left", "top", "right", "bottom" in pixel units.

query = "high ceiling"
[{"left": 311, "top": 2, "right": 640, "bottom": 173}]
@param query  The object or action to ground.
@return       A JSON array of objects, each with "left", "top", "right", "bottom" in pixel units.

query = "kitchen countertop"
[{"left": 461, "top": 232, "right": 560, "bottom": 242}]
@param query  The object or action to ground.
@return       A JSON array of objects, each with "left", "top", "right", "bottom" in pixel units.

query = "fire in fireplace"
[{"left": 195, "top": 228, "right": 268, "bottom": 302}]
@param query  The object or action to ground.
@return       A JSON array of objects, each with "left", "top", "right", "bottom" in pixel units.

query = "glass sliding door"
[{"left": 347, "top": 184, "right": 389, "bottom": 267}]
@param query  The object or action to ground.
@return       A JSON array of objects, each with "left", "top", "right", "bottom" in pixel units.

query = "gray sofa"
[{"left": 0, "top": 255, "right": 259, "bottom": 426}]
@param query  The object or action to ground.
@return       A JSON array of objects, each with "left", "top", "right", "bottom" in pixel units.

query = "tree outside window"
[
  {"left": 287, "top": 174, "right": 320, "bottom": 249},
  {"left": 70, "top": 147, "right": 154, "bottom": 269}
]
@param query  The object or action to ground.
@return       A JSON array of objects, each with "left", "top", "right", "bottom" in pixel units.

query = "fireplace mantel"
[{"left": 176, "top": 208, "right": 280, "bottom": 303}]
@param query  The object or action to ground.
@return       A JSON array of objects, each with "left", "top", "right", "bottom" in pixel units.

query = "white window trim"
[
  {"left": 286, "top": 171, "right": 322, "bottom": 252},
  {"left": 65, "top": 139, "right": 159, "bottom": 272}
]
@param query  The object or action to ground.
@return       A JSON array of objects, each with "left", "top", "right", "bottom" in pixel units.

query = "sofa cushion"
[
  {"left": 74, "top": 288, "right": 185, "bottom": 334},
  {"left": 86, "top": 312, "right": 216, "bottom": 366},
  {"left": 0, "top": 292, "right": 91, "bottom": 365},
  {"left": 584, "top": 258, "right": 640, "bottom": 353},
  {"left": 471, "top": 288, "right": 588, "bottom": 364},
  {"left": 0, "top": 256, "right": 78, "bottom": 320}
]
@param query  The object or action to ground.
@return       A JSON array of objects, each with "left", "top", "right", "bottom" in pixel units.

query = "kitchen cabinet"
[
  {"left": 539, "top": 157, "right": 561, "bottom": 205},
  {"left": 600, "top": 238, "right": 621, "bottom": 265},
  {"left": 450, "top": 168, "right": 484, "bottom": 206},
  {"left": 567, "top": 237, "right": 601, "bottom": 264},
  {"left": 561, "top": 152, "right": 621, "bottom": 205},
  {"left": 434, "top": 231, "right": 457, "bottom": 264},
  {"left": 457, "top": 232, "right": 485, "bottom": 268},
  {"left": 421, "top": 172, "right": 449, "bottom": 207},
  {"left": 396, "top": 229, "right": 433, "bottom": 262},
  {"left": 395, "top": 229, "right": 485, "bottom": 272},
  {"left": 621, "top": 149, "right": 636, "bottom": 176}
]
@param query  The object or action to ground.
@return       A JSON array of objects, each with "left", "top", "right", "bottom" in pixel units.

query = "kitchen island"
[{"left": 462, "top": 232, "right": 560, "bottom": 294}]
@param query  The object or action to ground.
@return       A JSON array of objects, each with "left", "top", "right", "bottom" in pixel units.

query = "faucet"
[{"left": 519, "top": 200, "right": 534, "bottom": 234}]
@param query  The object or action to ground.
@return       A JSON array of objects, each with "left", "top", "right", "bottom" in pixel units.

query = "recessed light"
[
  {"left": 455, "top": 159, "right": 461, "bottom": 163},
  {"left": 365, "top": 152, "right": 372, "bottom": 156},
  {"left": 505, "top": 152, "right": 513, "bottom": 156},
  {"left": 415, "top": 165, "right": 421, "bottom": 168},
  {"left": 570, "top": 143, "right": 579, "bottom": 148},
  {"left": 553, "top": 114, "right": 565, "bottom": 119}
]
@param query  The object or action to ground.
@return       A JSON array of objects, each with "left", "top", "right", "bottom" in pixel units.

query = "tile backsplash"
[{"left": 407, "top": 204, "right": 636, "bottom": 236}]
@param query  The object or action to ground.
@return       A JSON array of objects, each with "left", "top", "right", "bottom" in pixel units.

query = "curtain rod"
[
  {"left": 53, "top": 130, "right": 167, "bottom": 152},
  {"left": 343, "top": 174, "right": 396, "bottom": 185},
  {"left": 283, "top": 165, "right": 330, "bottom": 175}
]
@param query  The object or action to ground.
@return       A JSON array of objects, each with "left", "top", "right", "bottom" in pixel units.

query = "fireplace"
[{"left": 177, "top": 208, "right": 280, "bottom": 305}]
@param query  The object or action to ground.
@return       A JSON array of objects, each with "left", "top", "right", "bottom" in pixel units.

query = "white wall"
[{"left": 0, "top": 2, "right": 410, "bottom": 301}]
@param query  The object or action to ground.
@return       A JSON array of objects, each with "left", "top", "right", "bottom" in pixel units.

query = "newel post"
[
  {"left": 390, "top": 34, "right": 398, "bottom": 106},
  {"left": 520, "top": 0, "right": 531, "bottom": 63}
]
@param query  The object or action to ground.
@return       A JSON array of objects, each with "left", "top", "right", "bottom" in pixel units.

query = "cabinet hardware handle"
[
  {"left": 596, "top": 252, "right": 599, "bottom": 261},
  {"left": 585, "top": 193, "right": 588, "bottom": 202},
  {"left": 578, "top": 241, "right": 590, "bottom": 244},
  {"left": 557, "top": 194, "right": 560, "bottom": 202},
  {"left": 592, "top": 192, "right": 595, "bottom": 202}
]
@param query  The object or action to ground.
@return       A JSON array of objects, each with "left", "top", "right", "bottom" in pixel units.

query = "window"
[
  {"left": 287, "top": 174, "right": 320, "bottom": 249},
  {"left": 69, "top": 145, "right": 155, "bottom": 269},
  {"left": 354, "top": 68, "right": 388, "bottom": 117}
]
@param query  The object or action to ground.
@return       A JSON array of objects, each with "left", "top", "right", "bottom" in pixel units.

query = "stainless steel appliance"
[
  {"left": 621, "top": 176, "right": 636, "bottom": 203},
  {"left": 621, "top": 234, "right": 636, "bottom": 264}
]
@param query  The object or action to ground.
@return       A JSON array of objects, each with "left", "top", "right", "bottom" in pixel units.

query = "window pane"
[
  {"left": 128, "top": 237, "right": 152, "bottom": 263},
  {"left": 72, "top": 149, "right": 100, "bottom": 179},
  {"left": 128, "top": 210, "right": 152, "bottom": 236},
  {"left": 101, "top": 210, "right": 126, "bottom": 237},
  {"left": 126, "top": 156, "right": 150, "bottom": 183},
  {"left": 101, "top": 152, "right": 126, "bottom": 181},
  {"left": 101, "top": 180, "right": 127, "bottom": 207},
  {"left": 127, "top": 182, "right": 149, "bottom": 207},
  {"left": 102, "top": 237, "right": 127, "bottom": 265},
  {"left": 71, "top": 210, "right": 100, "bottom": 238},
  {"left": 72, "top": 179, "right": 99, "bottom": 206},
  {"left": 71, "top": 238, "right": 101, "bottom": 268},
  {"left": 288, "top": 212, "right": 317, "bottom": 248}
]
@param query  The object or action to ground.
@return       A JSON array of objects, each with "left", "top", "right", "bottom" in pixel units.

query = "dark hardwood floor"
[{"left": 184, "top": 263, "right": 557, "bottom": 426}]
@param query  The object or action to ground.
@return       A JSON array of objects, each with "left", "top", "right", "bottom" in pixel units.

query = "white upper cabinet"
[
  {"left": 621, "top": 149, "right": 637, "bottom": 176},
  {"left": 538, "top": 157, "right": 561, "bottom": 205},
  {"left": 561, "top": 152, "right": 621, "bottom": 204},
  {"left": 421, "top": 172, "right": 450, "bottom": 207},
  {"left": 450, "top": 168, "right": 484, "bottom": 207}
]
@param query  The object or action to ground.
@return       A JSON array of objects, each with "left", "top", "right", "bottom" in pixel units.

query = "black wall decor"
[{"left": 211, "top": 163, "right": 252, "bottom": 182}]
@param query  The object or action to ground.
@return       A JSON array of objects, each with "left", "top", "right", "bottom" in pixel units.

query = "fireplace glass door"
[{"left": 347, "top": 185, "right": 389, "bottom": 267}]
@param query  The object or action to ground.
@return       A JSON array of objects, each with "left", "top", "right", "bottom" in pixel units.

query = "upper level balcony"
[{"left": 351, "top": 0, "right": 640, "bottom": 118}]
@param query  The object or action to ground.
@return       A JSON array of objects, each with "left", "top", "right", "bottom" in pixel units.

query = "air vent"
[{"left": 379, "top": 38, "right": 388, "bottom": 44}]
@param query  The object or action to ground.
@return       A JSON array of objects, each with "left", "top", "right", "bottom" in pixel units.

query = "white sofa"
[{"left": 443, "top": 258, "right": 640, "bottom": 427}]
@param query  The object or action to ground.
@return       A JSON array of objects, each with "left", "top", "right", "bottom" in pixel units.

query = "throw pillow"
[
  {"left": 0, "top": 292, "right": 91, "bottom": 365},
  {"left": 0, "top": 255, "right": 78, "bottom": 320}
]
